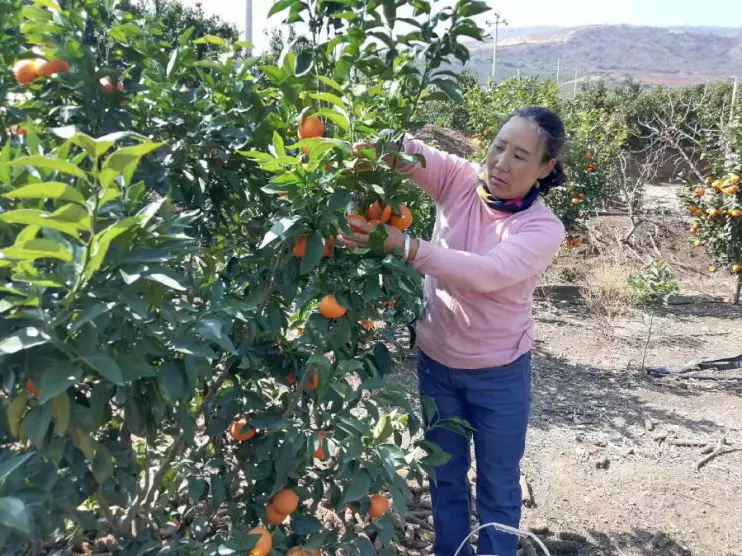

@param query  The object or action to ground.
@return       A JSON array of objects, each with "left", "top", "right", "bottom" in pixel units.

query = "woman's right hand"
[{"left": 351, "top": 141, "right": 400, "bottom": 169}]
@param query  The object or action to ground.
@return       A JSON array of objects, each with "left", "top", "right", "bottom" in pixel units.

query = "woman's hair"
[{"left": 498, "top": 106, "right": 567, "bottom": 195}]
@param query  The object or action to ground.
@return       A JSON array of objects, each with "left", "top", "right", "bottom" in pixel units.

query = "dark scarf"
[{"left": 475, "top": 167, "right": 540, "bottom": 213}]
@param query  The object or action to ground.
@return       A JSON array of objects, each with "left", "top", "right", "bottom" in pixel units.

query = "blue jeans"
[{"left": 417, "top": 350, "right": 532, "bottom": 556}]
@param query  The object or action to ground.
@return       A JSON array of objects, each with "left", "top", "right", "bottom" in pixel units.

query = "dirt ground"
[{"left": 385, "top": 136, "right": 742, "bottom": 555}]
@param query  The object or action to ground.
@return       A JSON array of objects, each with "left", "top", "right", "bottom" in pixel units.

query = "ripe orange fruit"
[
  {"left": 483, "top": 129, "right": 491, "bottom": 136},
  {"left": 694, "top": 240, "right": 702, "bottom": 247},
  {"left": 229, "top": 417, "right": 256, "bottom": 441},
  {"left": 695, "top": 188, "right": 705, "bottom": 197},
  {"left": 7, "top": 125, "right": 27, "bottom": 136},
  {"left": 314, "top": 432, "right": 327, "bottom": 460},
  {"left": 318, "top": 294, "right": 346, "bottom": 318},
  {"left": 287, "top": 371, "right": 296, "bottom": 385},
  {"left": 708, "top": 266, "right": 718, "bottom": 273},
  {"left": 359, "top": 320, "right": 375, "bottom": 330},
  {"left": 367, "top": 201, "right": 392, "bottom": 223},
  {"left": 265, "top": 503, "right": 287, "bottom": 525},
  {"left": 272, "top": 489, "right": 299, "bottom": 515},
  {"left": 389, "top": 205, "right": 412, "bottom": 231},
  {"left": 247, "top": 527, "right": 272, "bottom": 556},
  {"left": 323, "top": 236, "right": 335, "bottom": 257},
  {"left": 705, "top": 177, "right": 714, "bottom": 185},
  {"left": 731, "top": 175, "right": 740, "bottom": 185},
  {"left": 298, "top": 116, "right": 324, "bottom": 140},
  {"left": 733, "top": 264, "right": 742, "bottom": 273},
  {"left": 585, "top": 152, "right": 593, "bottom": 159},
  {"left": 99, "top": 77, "right": 123, "bottom": 94},
  {"left": 571, "top": 198, "right": 581, "bottom": 206},
  {"left": 12, "top": 60, "right": 38, "bottom": 85},
  {"left": 731, "top": 209, "right": 742, "bottom": 217},
  {"left": 578, "top": 193, "right": 585, "bottom": 199},
  {"left": 368, "top": 494, "right": 389, "bottom": 518},
  {"left": 346, "top": 214, "right": 367, "bottom": 234},
  {"left": 25, "top": 379, "right": 40, "bottom": 398},
  {"left": 304, "top": 368, "right": 319, "bottom": 390},
  {"left": 293, "top": 235, "right": 307, "bottom": 257},
  {"left": 35, "top": 58, "right": 70, "bottom": 77}
]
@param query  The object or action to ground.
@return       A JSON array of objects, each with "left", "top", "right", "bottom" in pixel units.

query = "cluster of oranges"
[
  {"left": 265, "top": 489, "right": 300, "bottom": 526},
  {"left": 12, "top": 57, "right": 123, "bottom": 94},
  {"left": 12, "top": 58, "right": 70, "bottom": 85},
  {"left": 687, "top": 173, "right": 741, "bottom": 274}
]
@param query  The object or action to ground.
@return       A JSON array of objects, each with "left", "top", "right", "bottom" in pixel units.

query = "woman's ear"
[{"left": 538, "top": 159, "right": 557, "bottom": 180}]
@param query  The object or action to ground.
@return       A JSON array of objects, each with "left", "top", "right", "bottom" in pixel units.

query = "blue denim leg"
[
  {"left": 459, "top": 352, "right": 532, "bottom": 556},
  {"left": 417, "top": 351, "right": 475, "bottom": 556}
]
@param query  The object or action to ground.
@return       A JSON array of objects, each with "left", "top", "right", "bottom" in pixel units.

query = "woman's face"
[{"left": 485, "top": 117, "right": 557, "bottom": 200}]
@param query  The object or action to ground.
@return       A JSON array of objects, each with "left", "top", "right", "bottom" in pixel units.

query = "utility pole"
[
  {"left": 731, "top": 75, "right": 738, "bottom": 123},
  {"left": 555, "top": 58, "right": 560, "bottom": 84},
  {"left": 245, "top": 0, "right": 253, "bottom": 47},
  {"left": 573, "top": 69, "right": 578, "bottom": 97},
  {"left": 486, "top": 11, "right": 508, "bottom": 83}
]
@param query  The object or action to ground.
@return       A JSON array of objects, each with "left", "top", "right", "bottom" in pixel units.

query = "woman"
[{"left": 339, "top": 107, "right": 567, "bottom": 556}]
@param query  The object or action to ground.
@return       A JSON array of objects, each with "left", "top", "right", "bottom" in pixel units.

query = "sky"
[{"left": 182, "top": 0, "right": 742, "bottom": 53}]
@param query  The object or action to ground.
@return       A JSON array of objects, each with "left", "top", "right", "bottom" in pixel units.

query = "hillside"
[{"left": 463, "top": 25, "right": 742, "bottom": 88}]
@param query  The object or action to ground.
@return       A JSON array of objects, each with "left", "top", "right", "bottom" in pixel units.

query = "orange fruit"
[
  {"left": 323, "top": 236, "right": 335, "bottom": 257},
  {"left": 368, "top": 494, "right": 389, "bottom": 518},
  {"left": 705, "top": 177, "right": 713, "bottom": 185},
  {"left": 578, "top": 193, "right": 585, "bottom": 199},
  {"left": 585, "top": 152, "right": 593, "bottom": 159},
  {"left": 12, "top": 60, "right": 38, "bottom": 85},
  {"left": 571, "top": 198, "right": 581, "bottom": 206},
  {"left": 694, "top": 188, "right": 705, "bottom": 197},
  {"left": 483, "top": 129, "right": 491, "bottom": 136},
  {"left": 388, "top": 205, "right": 412, "bottom": 231},
  {"left": 346, "top": 214, "right": 367, "bottom": 234},
  {"left": 367, "top": 201, "right": 392, "bottom": 223},
  {"left": 265, "top": 503, "right": 287, "bottom": 525},
  {"left": 272, "top": 489, "right": 299, "bottom": 515},
  {"left": 36, "top": 58, "right": 70, "bottom": 77},
  {"left": 731, "top": 209, "right": 742, "bottom": 217},
  {"left": 731, "top": 175, "right": 740, "bottom": 185},
  {"left": 25, "top": 379, "right": 40, "bottom": 398},
  {"left": 733, "top": 265, "right": 742, "bottom": 273},
  {"left": 229, "top": 417, "right": 256, "bottom": 441},
  {"left": 313, "top": 432, "right": 326, "bottom": 460},
  {"left": 304, "top": 368, "right": 319, "bottom": 390},
  {"left": 298, "top": 116, "right": 324, "bottom": 140},
  {"left": 7, "top": 125, "right": 27, "bottom": 136},
  {"left": 694, "top": 240, "right": 702, "bottom": 247},
  {"left": 287, "top": 371, "right": 296, "bottom": 385},
  {"left": 318, "top": 294, "right": 346, "bottom": 318},
  {"left": 247, "top": 527, "right": 272, "bottom": 556},
  {"left": 708, "top": 266, "right": 718, "bottom": 273},
  {"left": 359, "top": 320, "right": 375, "bottom": 330},
  {"left": 293, "top": 235, "right": 307, "bottom": 257},
  {"left": 99, "top": 77, "right": 123, "bottom": 94}
]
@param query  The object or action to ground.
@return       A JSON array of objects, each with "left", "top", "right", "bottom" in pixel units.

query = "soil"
[{"left": 385, "top": 134, "right": 742, "bottom": 556}]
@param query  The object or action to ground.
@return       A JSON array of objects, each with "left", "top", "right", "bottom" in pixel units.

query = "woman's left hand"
[{"left": 337, "top": 219, "right": 407, "bottom": 255}]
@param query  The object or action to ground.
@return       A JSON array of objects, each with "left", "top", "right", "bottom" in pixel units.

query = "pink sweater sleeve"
[
  {"left": 410, "top": 213, "right": 566, "bottom": 293},
  {"left": 397, "top": 135, "right": 473, "bottom": 204}
]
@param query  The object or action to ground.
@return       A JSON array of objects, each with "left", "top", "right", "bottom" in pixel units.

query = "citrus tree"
[
  {"left": 682, "top": 146, "right": 742, "bottom": 303},
  {"left": 0, "top": 0, "right": 488, "bottom": 554}
]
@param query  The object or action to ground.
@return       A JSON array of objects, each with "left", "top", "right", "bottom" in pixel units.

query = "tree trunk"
[{"left": 733, "top": 273, "right": 742, "bottom": 305}]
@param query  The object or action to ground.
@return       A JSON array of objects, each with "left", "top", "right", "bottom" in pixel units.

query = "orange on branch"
[
  {"left": 272, "top": 489, "right": 299, "bottom": 515},
  {"left": 389, "top": 205, "right": 412, "bottom": 231},
  {"left": 318, "top": 294, "right": 346, "bottom": 318},
  {"left": 12, "top": 60, "right": 37, "bottom": 85},
  {"left": 298, "top": 116, "right": 324, "bottom": 139},
  {"left": 229, "top": 417, "right": 256, "bottom": 441},
  {"left": 247, "top": 527, "right": 272, "bottom": 556}
]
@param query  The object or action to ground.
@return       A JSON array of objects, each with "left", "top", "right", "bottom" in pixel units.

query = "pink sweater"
[{"left": 399, "top": 136, "right": 566, "bottom": 369}]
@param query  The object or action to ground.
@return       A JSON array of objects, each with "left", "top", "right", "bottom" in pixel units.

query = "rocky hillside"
[{"left": 463, "top": 25, "right": 742, "bottom": 88}]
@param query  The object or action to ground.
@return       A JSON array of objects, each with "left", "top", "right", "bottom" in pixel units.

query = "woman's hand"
[
  {"left": 351, "top": 141, "right": 400, "bottom": 169},
  {"left": 337, "top": 219, "right": 418, "bottom": 260}
]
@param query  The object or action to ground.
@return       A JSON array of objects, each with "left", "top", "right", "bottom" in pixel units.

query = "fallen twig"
[{"left": 696, "top": 437, "right": 728, "bottom": 470}]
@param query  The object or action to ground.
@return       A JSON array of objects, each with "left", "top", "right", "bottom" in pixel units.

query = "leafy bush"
[{"left": 0, "top": 0, "right": 490, "bottom": 554}]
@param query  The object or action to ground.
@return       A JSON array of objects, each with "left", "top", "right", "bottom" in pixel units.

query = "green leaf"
[
  {"left": 92, "top": 444, "right": 114, "bottom": 483},
  {"left": 291, "top": 515, "right": 322, "bottom": 536},
  {"left": 211, "top": 474, "right": 226, "bottom": 508},
  {"left": 342, "top": 468, "right": 371, "bottom": 503},
  {"left": 20, "top": 402, "right": 52, "bottom": 448},
  {"left": 193, "top": 34, "right": 226, "bottom": 46},
  {"left": 456, "top": 0, "right": 489, "bottom": 17},
  {"left": 317, "top": 75, "right": 343, "bottom": 91},
  {"left": 299, "top": 231, "right": 325, "bottom": 275},
  {"left": 69, "top": 132, "right": 115, "bottom": 160},
  {"left": 0, "top": 497, "right": 31, "bottom": 534},
  {"left": 51, "top": 393, "right": 71, "bottom": 436},
  {"left": 372, "top": 413, "right": 393, "bottom": 443},
  {"left": 3, "top": 182, "right": 86, "bottom": 205},
  {"left": 310, "top": 92, "right": 345, "bottom": 108},
  {"left": 0, "top": 326, "right": 50, "bottom": 355},
  {"left": 40, "top": 362, "right": 82, "bottom": 404},
  {"left": 189, "top": 477, "right": 208, "bottom": 502},
  {"left": 268, "top": 0, "right": 297, "bottom": 17},
  {"left": 9, "top": 155, "right": 85, "bottom": 178},
  {"left": 272, "top": 131, "right": 286, "bottom": 158},
  {"left": 316, "top": 108, "right": 350, "bottom": 131},
  {"left": 0, "top": 209, "right": 85, "bottom": 238},
  {"left": 70, "top": 301, "right": 117, "bottom": 332},
  {"left": 143, "top": 269, "right": 188, "bottom": 291},
  {"left": 102, "top": 143, "right": 163, "bottom": 176},
  {"left": 260, "top": 215, "right": 300, "bottom": 249},
  {"left": 84, "top": 218, "right": 137, "bottom": 278},
  {"left": 238, "top": 150, "right": 276, "bottom": 162},
  {"left": 157, "top": 363, "right": 186, "bottom": 401},
  {"left": 172, "top": 337, "right": 216, "bottom": 358},
  {"left": 166, "top": 47, "right": 179, "bottom": 77},
  {"left": 433, "top": 78, "right": 464, "bottom": 103},
  {"left": 82, "top": 353, "right": 124, "bottom": 385},
  {"left": 294, "top": 50, "right": 314, "bottom": 77},
  {"left": 0, "top": 453, "right": 33, "bottom": 483}
]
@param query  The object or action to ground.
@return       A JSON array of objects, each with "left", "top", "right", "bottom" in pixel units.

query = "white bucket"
[{"left": 454, "top": 522, "right": 552, "bottom": 556}]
